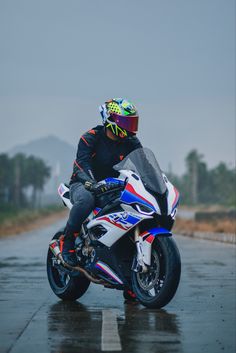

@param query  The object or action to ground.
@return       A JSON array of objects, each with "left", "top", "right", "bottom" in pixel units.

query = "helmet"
[{"left": 99, "top": 98, "right": 139, "bottom": 138}]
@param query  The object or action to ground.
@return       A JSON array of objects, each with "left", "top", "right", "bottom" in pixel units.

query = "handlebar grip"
[{"left": 95, "top": 183, "right": 124, "bottom": 196}]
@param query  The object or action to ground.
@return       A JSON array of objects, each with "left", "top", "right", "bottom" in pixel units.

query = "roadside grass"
[
  {"left": 0, "top": 205, "right": 63, "bottom": 225},
  {"left": 0, "top": 205, "right": 68, "bottom": 236},
  {"left": 1, "top": 204, "right": 235, "bottom": 237}
]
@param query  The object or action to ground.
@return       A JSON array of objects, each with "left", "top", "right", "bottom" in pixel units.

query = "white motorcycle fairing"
[
  {"left": 138, "top": 227, "right": 171, "bottom": 266},
  {"left": 58, "top": 166, "right": 177, "bottom": 269},
  {"left": 58, "top": 183, "right": 73, "bottom": 210}
]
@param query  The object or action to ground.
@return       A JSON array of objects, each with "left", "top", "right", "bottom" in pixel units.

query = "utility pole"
[
  {"left": 54, "top": 161, "right": 61, "bottom": 190},
  {"left": 14, "top": 160, "right": 20, "bottom": 207},
  {"left": 192, "top": 158, "right": 198, "bottom": 205}
]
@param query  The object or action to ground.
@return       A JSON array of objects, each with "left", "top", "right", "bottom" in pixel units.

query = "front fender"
[
  {"left": 147, "top": 227, "right": 172, "bottom": 237},
  {"left": 139, "top": 227, "right": 172, "bottom": 266}
]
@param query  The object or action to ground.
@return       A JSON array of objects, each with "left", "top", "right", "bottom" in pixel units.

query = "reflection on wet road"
[
  {"left": 46, "top": 301, "right": 181, "bottom": 353},
  {"left": 0, "top": 219, "right": 235, "bottom": 353}
]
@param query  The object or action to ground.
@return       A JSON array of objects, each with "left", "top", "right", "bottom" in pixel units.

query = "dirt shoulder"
[
  {"left": 0, "top": 208, "right": 69, "bottom": 237},
  {"left": 174, "top": 217, "right": 235, "bottom": 234},
  {"left": 174, "top": 217, "right": 236, "bottom": 244}
]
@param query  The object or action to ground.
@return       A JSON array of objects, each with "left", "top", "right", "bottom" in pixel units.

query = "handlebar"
[
  {"left": 84, "top": 180, "right": 125, "bottom": 197},
  {"left": 95, "top": 183, "right": 125, "bottom": 196}
]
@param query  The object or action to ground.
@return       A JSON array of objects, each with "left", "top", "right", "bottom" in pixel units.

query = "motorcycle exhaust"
[
  {"left": 49, "top": 240, "right": 63, "bottom": 258},
  {"left": 49, "top": 240, "right": 106, "bottom": 285},
  {"left": 72, "top": 265, "right": 105, "bottom": 284}
]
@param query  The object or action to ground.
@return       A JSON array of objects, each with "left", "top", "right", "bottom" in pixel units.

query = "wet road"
[{"left": 0, "top": 219, "right": 235, "bottom": 353}]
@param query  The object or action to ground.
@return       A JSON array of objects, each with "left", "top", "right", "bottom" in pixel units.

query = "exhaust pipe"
[{"left": 49, "top": 240, "right": 107, "bottom": 285}]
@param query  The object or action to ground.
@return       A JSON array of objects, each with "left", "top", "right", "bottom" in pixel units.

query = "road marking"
[{"left": 102, "top": 309, "right": 122, "bottom": 351}]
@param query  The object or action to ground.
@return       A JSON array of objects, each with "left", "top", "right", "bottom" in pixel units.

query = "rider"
[{"left": 62, "top": 98, "right": 142, "bottom": 266}]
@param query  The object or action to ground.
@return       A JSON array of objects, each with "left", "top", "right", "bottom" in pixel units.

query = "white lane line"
[{"left": 102, "top": 309, "right": 122, "bottom": 351}]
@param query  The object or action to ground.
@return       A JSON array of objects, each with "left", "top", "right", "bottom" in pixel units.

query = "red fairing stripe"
[
  {"left": 172, "top": 187, "right": 179, "bottom": 209},
  {"left": 97, "top": 216, "right": 127, "bottom": 230},
  {"left": 126, "top": 183, "right": 154, "bottom": 207},
  {"left": 145, "top": 235, "right": 155, "bottom": 244}
]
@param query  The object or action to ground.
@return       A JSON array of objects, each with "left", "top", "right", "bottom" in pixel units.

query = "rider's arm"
[{"left": 71, "top": 129, "right": 98, "bottom": 184}]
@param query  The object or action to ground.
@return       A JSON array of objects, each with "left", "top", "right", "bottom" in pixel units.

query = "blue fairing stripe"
[
  {"left": 149, "top": 227, "right": 172, "bottom": 236},
  {"left": 121, "top": 190, "right": 156, "bottom": 212},
  {"left": 126, "top": 214, "right": 141, "bottom": 225},
  {"left": 105, "top": 177, "right": 125, "bottom": 185}
]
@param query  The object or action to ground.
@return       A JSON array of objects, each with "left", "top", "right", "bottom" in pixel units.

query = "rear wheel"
[
  {"left": 47, "top": 231, "right": 90, "bottom": 301},
  {"left": 131, "top": 236, "right": 181, "bottom": 308}
]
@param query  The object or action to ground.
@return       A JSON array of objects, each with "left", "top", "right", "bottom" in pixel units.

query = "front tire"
[
  {"left": 47, "top": 231, "right": 90, "bottom": 301},
  {"left": 131, "top": 236, "right": 181, "bottom": 308}
]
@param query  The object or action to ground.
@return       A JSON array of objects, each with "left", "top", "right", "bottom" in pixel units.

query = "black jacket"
[{"left": 70, "top": 125, "right": 142, "bottom": 185}]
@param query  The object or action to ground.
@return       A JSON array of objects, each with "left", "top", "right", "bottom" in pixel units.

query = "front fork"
[{"left": 132, "top": 226, "right": 148, "bottom": 273}]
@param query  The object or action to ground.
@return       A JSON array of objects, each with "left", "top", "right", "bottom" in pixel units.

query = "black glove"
[{"left": 84, "top": 181, "right": 121, "bottom": 196}]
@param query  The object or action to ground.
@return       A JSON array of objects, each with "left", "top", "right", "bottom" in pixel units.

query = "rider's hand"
[
  {"left": 84, "top": 181, "right": 120, "bottom": 195},
  {"left": 84, "top": 180, "right": 97, "bottom": 192}
]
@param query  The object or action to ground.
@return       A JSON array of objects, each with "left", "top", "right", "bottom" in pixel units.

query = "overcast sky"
[{"left": 0, "top": 0, "right": 235, "bottom": 174}]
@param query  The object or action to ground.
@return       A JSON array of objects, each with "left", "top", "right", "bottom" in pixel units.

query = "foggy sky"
[{"left": 0, "top": 0, "right": 235, "bottom": 174}]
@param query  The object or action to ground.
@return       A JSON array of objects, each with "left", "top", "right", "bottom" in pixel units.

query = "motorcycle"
[{"left": 47, "top": 147, "right": 181, "bottom": 308}]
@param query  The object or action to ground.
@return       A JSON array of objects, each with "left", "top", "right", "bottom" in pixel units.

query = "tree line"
[
  {"left": 168, "top": 150, "right": 236, "bottom": 206},
  {"left": 0, "top": 153, "right": 50, "bottom": 209},
  {"left": 0, "top": 149, "right": 235, "bottom": 209}
]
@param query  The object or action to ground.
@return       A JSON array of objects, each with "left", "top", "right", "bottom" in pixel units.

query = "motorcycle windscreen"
[{"left": 113, "top": 147, "right": 167, "bottom": 195}]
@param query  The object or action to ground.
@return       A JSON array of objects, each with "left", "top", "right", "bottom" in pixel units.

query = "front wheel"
[
  {"left": 47, "top": 231, "right": 90, "bottom": 301},
  {"left": 131, "top": 236, "right": 181, "bottom": 308}
]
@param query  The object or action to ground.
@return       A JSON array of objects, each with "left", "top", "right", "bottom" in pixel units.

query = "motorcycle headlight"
[{"left": 134, "top": 203, "right": 154, "bottom": 216}]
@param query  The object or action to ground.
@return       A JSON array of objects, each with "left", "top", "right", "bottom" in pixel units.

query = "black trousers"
[{"left": 67, "top": 182, "right": 95, "bottom": 233}]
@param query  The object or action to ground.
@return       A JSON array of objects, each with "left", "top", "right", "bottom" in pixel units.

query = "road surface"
[{"left": 0, "top": 219, "right": 235, "bottom": 353}]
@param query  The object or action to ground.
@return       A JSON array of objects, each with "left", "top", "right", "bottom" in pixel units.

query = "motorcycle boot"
[{"left": 62, "top": 225, "right": 79, "bottom": 267}]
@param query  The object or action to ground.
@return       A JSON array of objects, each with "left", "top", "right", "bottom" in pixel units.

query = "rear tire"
[
  {"left": 131, "top": 236, "right": 181, "bottom": 308},
  {"left": 47, "top": 231, "right": 90, "bottom": 301}
]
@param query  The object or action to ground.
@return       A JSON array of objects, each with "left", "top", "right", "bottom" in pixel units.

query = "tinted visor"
[{"left": 110, "top": 113, "right": 139, "bottom": 133}]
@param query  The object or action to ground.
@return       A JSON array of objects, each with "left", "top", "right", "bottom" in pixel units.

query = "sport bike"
[{"left": 47, "top": 147, "right": 181, "bottom": 308}]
